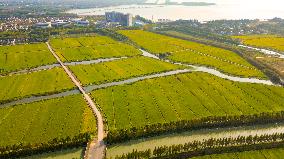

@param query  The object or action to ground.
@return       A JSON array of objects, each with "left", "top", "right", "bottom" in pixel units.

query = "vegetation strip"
[
  {"left": 84, "top": 69, "right": 191, "bottom": 92},
  {"left": 118, "top": 30, "right": 266, "bottom": 78},
  {"left": 50, "top": 36, "right": 141, "bottom": 62},
  {"left": 106, "top": 123, "right": 284, "bottom": 158},
  {"left": 233, "top": 35, "right": 284, "bottom": 53},
  {"left": 141, "top": 49, "right": 274, "bottom": 85},
  {"left": 0, "top": 43, "right": 58, "bottom": 75},
  {"left": 91, "top": 72, "right": 284, "bottom": 144},
  {"left": 0, "top": 67, "right": 76, "bottom": 105},
  {"left": 69, "top": 56, "right": 186, "bottom": 86},
  {"left": 0, "top": 95, "right": 96, "bottom": 159},
  {"left": 112, "top": 133, "right": 284, "bottom": 159},
  {"left": 0, "top": 89, "right": 80, "bottom": 108},
  {"left": 64, "top": 57, "right": 128, "bottom": 66},
  {"left": 190, "top": 147, "right": 284, "bottom": 159}
]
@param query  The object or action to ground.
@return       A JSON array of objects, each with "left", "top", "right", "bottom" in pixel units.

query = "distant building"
[
  {"left": 71, "top": 18, "right": 90, "bottom": 26},
  {"left": 51, "top": 20, "right": 70, "bottom": 27},
  {"left": 74, "top": 19, "right": 90, "bottom": 26},
  {"left": 105, "top": 12, "right": 133, "bottom": 26},
  {"left": 34, "top": 22, "right": 51, "bottom": 28}
]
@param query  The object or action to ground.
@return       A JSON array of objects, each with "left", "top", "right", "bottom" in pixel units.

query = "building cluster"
[
  {"left": 105, "top": 11, "right": 133, "bottom": 27},
  {"left": 34, "top": 18, "right": 90, "bottom": 28},
  {"left": 0, "top": 16, "right": 83, "bottom": 31}
]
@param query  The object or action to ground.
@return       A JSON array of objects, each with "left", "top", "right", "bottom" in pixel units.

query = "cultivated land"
[
  {"left": 191, "top": 147, "right": 284, "bottom": 159},
  {"left": 69, "top": 56, "right": 187, "bottom": 86},
  {"left": 233, "top": 35, "right": 284, "bottom": 52},
  {"left": 23, "top": 148, "right": 83, "bottom": 159},
  {"left": 0, "top": 95, "right": 96, "bottom": 148},
  {"left": 118, "top": 30, "right": 266, "bottom": 78},
  {"left": 0, "top": 67, "right": 75, "bottom": 104},
  {"left": 0, "top": 43, "right": 57, "bottom": 74},
  {"left": 50, "top": 36, "right": 141, "bottom": 62},
  {"left": 92, "top": 72, "right": 284, "bottom": 132},
  {"left": 1, "top": 31, "right": 284, "bottom": 158}
]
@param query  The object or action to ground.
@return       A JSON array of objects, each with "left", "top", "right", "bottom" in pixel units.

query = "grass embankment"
[
  {"left": 233, "top": 34, "right": 284, "bottom": 52},
  {"left": 106, "top": 123, "right": 284, "bottom": 158},
  {"left": 69, "top": 56, "right": 187, "bottom": 86},
  {"left": 50, "top": 36, "right": 141, "bottom": 62},
  {"left": 0, "top": 95, "right": 96, "bottom": 158},
  {"left": 118, "top": 30, "right": 266, "bottom": 79},
  {"left": 192, "top": 147, "right": 284, "bottom": 159},
  {"left": 23, "top": 148, "right": 83, "bottom": 159},
  {"left": 0, "top": 43, "right": 57, "bottom": 74},
  {"left": 0, "top": 67, "right": 75, "bottom": 104},
  {"left": 91, "top": 72, "right": 284, "bottom": 143}
]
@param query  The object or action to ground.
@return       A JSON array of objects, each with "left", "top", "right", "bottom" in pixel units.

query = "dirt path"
[{"left": 46, "top": 42, "right": 105, "bottom": 159}]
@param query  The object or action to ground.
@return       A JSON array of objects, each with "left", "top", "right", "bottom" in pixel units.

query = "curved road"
[{"left": 46, "top": 42, "right": 105, "bottom": 159}]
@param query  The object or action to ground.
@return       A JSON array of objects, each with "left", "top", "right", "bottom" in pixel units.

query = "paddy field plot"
[
  {"left": 50, "top": 36, "right": 141, "bottom": 62},
  {"left": 0, "top": 95, "right": 96, "bottom": 148},
  {"left": 23, "top": 148, "right": 83, "bottom": 159},
  {"left": 0, "top": 67, "right": 75, "bottom": 104},
  {"left": 233, "top": 34, "right": 284, "bottom": 52},
  {"left": 91, "top": 72, "right": 284, "bottom": 131},
  {"left": 191, "top": 147, "right": 284, "bottom": 159},
  {"left": 69, "top": 56, "right": 186, "bottom": 86},
  {"left": 0, "top": 43, "right": 57, "bottom": 74},
  {"left": 118, "top": 30, "right": 266, "bottom": 78}
]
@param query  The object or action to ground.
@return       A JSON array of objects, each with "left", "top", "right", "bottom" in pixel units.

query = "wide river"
[{"left": 67, "top": 0, "right": 284, "bottom": 21}]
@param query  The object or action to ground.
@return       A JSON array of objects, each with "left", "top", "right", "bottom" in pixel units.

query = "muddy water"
[
  {"left": 0, "top": 89, "right": 80, "bottom": 108},
  {"left": 107, "top": 122, "right": 284, "bottom": 158},
  {"left": 141, "top": 49, "right": 275, "bottom": 85},
  {"left": 84, "top": 69, "right": 192, "bottom": 92},
  {"left": 64, "top": 57, "right": 128, "bottom": 66},
  {"left": 0, "top": 64, "right": 61, "bottom": 77},
  {"left": 240, "top": 45, "right": 284, "bottom": 59}
]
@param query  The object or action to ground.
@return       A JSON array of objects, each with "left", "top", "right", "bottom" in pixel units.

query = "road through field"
[{"left": 46, "top": 42, "right": 105, "bottom": 159}]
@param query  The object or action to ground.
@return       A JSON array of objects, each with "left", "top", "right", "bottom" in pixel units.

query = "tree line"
[
  {"left": 105, "top": 111, "right": 284, "bottom": 144},
  {"left": 113, "top": 133, "right": 284, "bottom": 159},
  {"left": 0, "top": 133, "right": 90, "bottom": 158}
]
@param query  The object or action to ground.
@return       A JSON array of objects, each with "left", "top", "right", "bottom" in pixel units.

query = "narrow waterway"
[
  {"left": 0, "top": 89, "right": 80, "bottom": 108},
  {"left": 84, "top": 69, "right": 192, "bottom": 92},
  {"left": 1, "top": 50, "right": 277, "bottom": 107},
  {"left": 239, "top": 45, "right": 284, "bottom": 59},
  {"left": 0, "top": 64, "right": 61, "bottom": 77},
  {"left": 107, "top": 122, "right": 284, "bottom": 158},
  {"left": 0, "top": 57, "right": 128, "bottom": 77},
  {"left": 64, "top": 57, "right": 128, "bottom": 66},
  {"left": 141, "top": 49, "right": 275, "bottom": 85}
]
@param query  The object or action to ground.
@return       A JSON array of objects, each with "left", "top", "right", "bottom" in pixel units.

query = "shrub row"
[
  {"left": 114, "top": 133, "right": 284, "bottom": 159},
  {"left": 0, "top": 133, "right": 90, "bottom": 159},
  {"left": 105, "top": 111, "right": 284, "bottom": 144}
]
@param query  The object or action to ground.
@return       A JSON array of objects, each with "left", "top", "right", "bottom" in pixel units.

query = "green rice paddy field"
[
  {"left": 233, "top": 34, "right": 284, "bottom": 52},
  {"left": 0, "top": 95, "right": 96, "bottom": 148},
  {"left": 91, "top": 72, "right": 284, "bottom": 131},
  {"left": 0, "top": 67, "right": 75, "bottom": 104},
  {"left": 0, "top": 43, "right": 57, "bottom": 74},
  {"left": 50, "top": 36, "right": 141, "bottom": 62},
  {"left": 69, "top": 56, "right": 186, "bottom": 86},
  {"left": 118, "top": 30, "right": 266, "bottom": 78}
]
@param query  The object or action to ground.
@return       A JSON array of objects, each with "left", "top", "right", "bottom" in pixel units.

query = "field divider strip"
[
  {"left": 46, "top": 42, "right": 105, "bottom": 159},
  {"left": 0, "top": 89, "right": 80, "bottom": 108},
  {"left": 84, "top": 69, "right": 192, "bottom": 92},
  {"left": 141, "top": 49, "right": 275, "bottom": 85}
]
